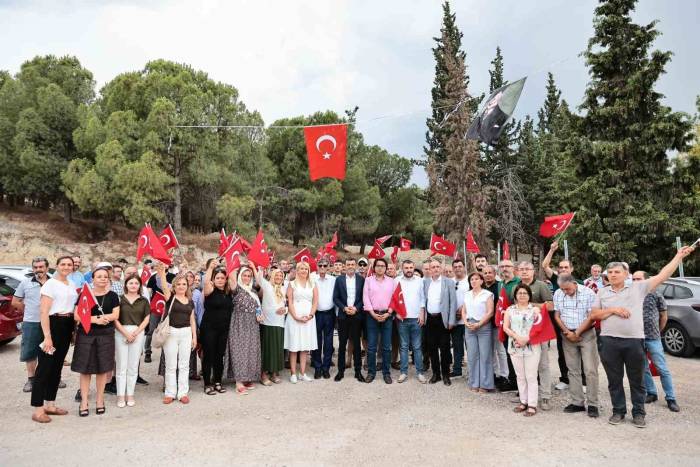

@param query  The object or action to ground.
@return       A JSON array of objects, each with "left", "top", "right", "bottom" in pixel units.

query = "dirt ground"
[{"left": 1, "top": 338, "right": 699, "bottom": 467}]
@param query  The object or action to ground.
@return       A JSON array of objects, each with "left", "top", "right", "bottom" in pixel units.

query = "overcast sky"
[{"left": 1, "top": 0, "right": 697, "bottom": 185}]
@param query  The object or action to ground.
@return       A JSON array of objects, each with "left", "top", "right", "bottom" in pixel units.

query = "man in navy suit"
[{"left": 333, "top": 258, "right": 366, "bottom": 382}]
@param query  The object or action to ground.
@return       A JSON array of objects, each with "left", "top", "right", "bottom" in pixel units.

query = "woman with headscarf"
[
  {"left": 252, "top": 263, "right": 287, "bottom": 386},
  {"left": 223, "top": 265, "right": 263, "bottom": 395}
]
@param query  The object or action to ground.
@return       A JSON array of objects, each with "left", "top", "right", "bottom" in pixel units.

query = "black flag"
[{"left": 466, "top": 77, "right": 526, "bottom": 145}]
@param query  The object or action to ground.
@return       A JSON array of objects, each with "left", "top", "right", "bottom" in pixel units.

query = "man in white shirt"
[
  {"left": 333, "top": 258, "right": 366, "bottom": 382},
  {"left": 396, "top": 260, "right": 426, "bottom": 383},
  {"left": 422, "top": 259, "right": 457, "bottom": 385},
  {"left": 312, "top": 260, "right": 337, "bottom": 379},
  {"left": 450, "top": 259, "right": 469, "bottom": 378}
]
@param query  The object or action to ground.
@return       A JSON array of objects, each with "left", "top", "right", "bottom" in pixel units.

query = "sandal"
[
  {"left": 524, "top": 406, "right": 537, "bottom": 417},
  {"left": 513, "top": 403, "right": 527, "bottom": 413},
  {"left": 96, "top": 406, "right": 106, "bottom": 415},
  {"left": 214, "top": 383, "right": 227, "bottom": 394},
  {"left": 204, "top": 386, "right": 217, "bottom": 395},
  {"left": 45, "top": 407, "right": 68, "bottom": 415},
  {"left": 79, "top": 404, "right": 89, "bottom": 417},
  {"left": 235, "top": 386, "right": 248, "bottom": 396},
  {"left": 271, "top": 375, "right": 282, "bottom": 384}
]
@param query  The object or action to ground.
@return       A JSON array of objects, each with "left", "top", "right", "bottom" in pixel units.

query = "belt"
[
  {"left": 317, "top": 308, "right": 335, "bottom": 313},
  {"left": 52, "top": 313, "right": 74, "bottom": 318},
  {"left": 375, "top": 309, "right": 388, "bottom": 315}
]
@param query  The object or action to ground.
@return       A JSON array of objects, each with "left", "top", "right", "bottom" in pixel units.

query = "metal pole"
[
  {"left": 563, "top": 240, "right": 569, "bottom": 261},
  {"left": 497, "top": 241, "right": 501, "bottom": 265},
  {"left": 677, "top": 237, "right": 685, "bottom": 278}
]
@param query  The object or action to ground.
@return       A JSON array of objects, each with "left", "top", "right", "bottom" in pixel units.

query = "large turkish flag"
[{"left": 304, "top": 124, "right": 347, "bottom": 181}]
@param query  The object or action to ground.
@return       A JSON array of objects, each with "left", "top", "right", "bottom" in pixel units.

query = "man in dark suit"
[
  {"left": 423, "top": 259, "right": 458, "bottom": 385},
  {"left": 333, "top": 258, "right": 366, "bottom": 382}
]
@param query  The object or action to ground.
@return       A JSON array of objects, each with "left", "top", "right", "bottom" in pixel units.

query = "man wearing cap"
[
  {"left": 357, "top": 258, "right": 368, "bottom": 278},
  {"left": 312, "top": 260, "right": 336, "bottom": 379}
]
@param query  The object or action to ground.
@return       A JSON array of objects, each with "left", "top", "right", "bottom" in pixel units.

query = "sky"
[{"left": 1, "top": 0, "right": 698, "bottom": 185}]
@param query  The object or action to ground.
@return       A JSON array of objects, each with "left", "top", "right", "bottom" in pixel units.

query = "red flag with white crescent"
[
  {"left": 389, "top": 283, "right": 407, "bottom": 320},
  {"left": 247, "top": 230, "right": 271, "bottom": 268},
  {"left": 136, "top": 224, "right": 172, "bottom": 265},
  {"left": 429, "top": 233, "right": 456, "bottom": 257},
  {"left": 494, "top": 286, "right": 511, "bottom": 343},
  {"left": 376, "top": 234, "right": 392, "bottom": 246},
  {"left": 529, "top": 304, "right": 556, "bottom": 345},
  {"left": 390, "top": 246, "right": 399, "bottom": 264},
  {"left": 218, "top": 228, "right": 229, "bottom": 257},
  {"left": 367, "top": 242, "right": 385, "bottom": 260},
  {"left": 76, "top": 284, "right": 97, "bottom": 334},
  {"left": 294, "top": 247, "right": 318, "bottom": 272},
  {"left": 223, "top": 238, "right": 243, "bottom": 275},
  {"left": 158, "top": 224, "right": 179, "bottom": 251},
  {"left": 304, "top": 124, "right": 347, "bottom": 181},
  {"left": 399, "top": 237, "right": 412, "bottom": 252},
  {"left": 149, "top": 291, "right": 167, "bottom": 317},
  {"left": 539, "top": 212, "right": 575, "bottom": 238},
  {"left": 140, "top": 266, "right": 152, "bottom": 285}
]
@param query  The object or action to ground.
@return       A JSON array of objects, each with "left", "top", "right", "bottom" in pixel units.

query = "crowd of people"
[{"left": 12, "top": 241, "right": 695, "bottom": 428}]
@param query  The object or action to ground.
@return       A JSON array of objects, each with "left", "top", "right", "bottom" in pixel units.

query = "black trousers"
[
  {"left": 31, "top": 316, "right": 73, "bottom": 407},
  {"left": 599, "top": 336, "right": 646, "bottom": 417},
  {"left": 450, "top": 324, "right": 465, "bottom": 375},
  {"left": 337, "top": 314, "right": 363, "bottom": 374},
  {"left": 426, "top": 314, "right": 451, "bottom": 377},
  {"left": 552, "top": 311, "right": 569, "bottom": 383},
  {"left": 200, "top": 323, "right": 228, "bottom": 385}
]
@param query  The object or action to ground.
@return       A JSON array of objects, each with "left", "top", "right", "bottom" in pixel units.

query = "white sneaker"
[
  {"left": 290, "top": 374, "right": 298, "bottom": 384},
  {"left": 417, "top": 374, "right": 427, "bottom": 384},
  {"left": 301, "top": 373, "right": 313, "bottom": 382},
  {"left": 555, "top": 382, "right": 569, "bottom": 390},
  {"left": 398, "top": 374, "right": 408, "bottom": 383}
]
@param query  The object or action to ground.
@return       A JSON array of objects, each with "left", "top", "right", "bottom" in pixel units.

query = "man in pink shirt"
[{"left": 363, "top": 258, "right": 396, "bottom": 384}]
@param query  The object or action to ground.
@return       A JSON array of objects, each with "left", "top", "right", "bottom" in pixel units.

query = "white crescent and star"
[
  {"left": 161, "top": 234, "right": 171, "bottom": 245},
  {"left": 552, "top": 220, "right": 568, "bottom": 231},
  {"left": 315, "top": 134, "right": 337, "bottom": 160},
  {"left": 532, "top": 312, "right": 543, "bottom": 326},
  {"left": 139, "top": 235, "right": 149, "bottom": 247},
  {"left": 433, "top": 241, "right": 444, "bottom": 251}
]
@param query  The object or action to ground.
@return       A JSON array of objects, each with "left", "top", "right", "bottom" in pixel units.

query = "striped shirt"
[{"left": 553, "top": 284, "right": 596, "bottom": 329}]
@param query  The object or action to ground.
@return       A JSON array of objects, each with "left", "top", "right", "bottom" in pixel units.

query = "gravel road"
[{"left": 1, "top": 339, "right": 698, "bottom": 466}]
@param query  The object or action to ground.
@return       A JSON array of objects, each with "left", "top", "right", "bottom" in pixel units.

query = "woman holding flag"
[
  {"left": 503, "top": 283, "right": 542, "bottom": 417},
  {"left": 253, "top": 264, "right": 287, "bottom": 386},
  {"left": 72, "top": 264, "right": 120, "bottom": 416},
  {"left": 201, "top": 261, "right": 233, "bottom": 394}
]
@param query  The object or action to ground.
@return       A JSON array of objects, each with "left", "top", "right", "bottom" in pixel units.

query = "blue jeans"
[
  {"left": 643, "top": 338, "right": 675, "bottom": 401},
  {"left": 466, "top": 322, "right": 494, "bottom": 390},
  {"left": 367, "top": 314, "right": 393, "bottom": 376},
  {"left": 398, "top": 318, "right": 423, "bottom": 375},
  {"left": 312, "top": 309, "right": 335, "bottom": 371}
]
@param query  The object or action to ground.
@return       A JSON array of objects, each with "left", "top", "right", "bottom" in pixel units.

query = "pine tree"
[
  {"left": 425, "top": 2, "right": 488, "bottom": 247},
  {"left": 571, "top": 0, "right": 691, "bottom": 269}
]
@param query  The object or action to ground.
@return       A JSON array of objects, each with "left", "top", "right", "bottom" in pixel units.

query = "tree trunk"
[
  {"left": 63, "top": 200, "right": 72, "bottom": 223},
  {"left": 173, "top": 177, "right": 182, "bottom": 231},
  {"left": 292, "top": 213, "right": 303, "bottom": 246}
]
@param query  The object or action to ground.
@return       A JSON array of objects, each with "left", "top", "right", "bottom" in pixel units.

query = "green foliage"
[{"left": 216, "top": 194, "right": 257, "bottom": 237}]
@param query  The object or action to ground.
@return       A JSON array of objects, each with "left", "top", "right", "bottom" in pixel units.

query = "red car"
[{"left": 0, "top": 279, "right": 23, "bottom": 346}]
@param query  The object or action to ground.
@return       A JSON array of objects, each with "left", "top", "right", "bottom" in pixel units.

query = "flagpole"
[
  {"left": 463, "top": 240, "right": 467, "bottom": 263},
  {"left": 677, "top": 236, "right": 685, "bottom": 278},
  {"left": 497, "top": 241, "right": 501, "bottom": 265},
  {"left": 563, "top": 240, "right": 569, "bottom": 261}
]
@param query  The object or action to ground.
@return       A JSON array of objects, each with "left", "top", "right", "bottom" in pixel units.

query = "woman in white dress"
[{"left": 284, "top": 261, "right": 318, "bottom": 383}]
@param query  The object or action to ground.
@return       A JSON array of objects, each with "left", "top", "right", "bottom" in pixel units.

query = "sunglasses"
[{"left": 318, "top": 264, "right": 329, "bottom": 268}]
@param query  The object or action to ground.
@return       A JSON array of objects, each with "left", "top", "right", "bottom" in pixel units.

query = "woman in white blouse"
[
  {"left": 462, "top": 272, "right": 495, "bottom": 393},
  {"left": 253, "top": 265, "right": 287, "bottom": 386}
]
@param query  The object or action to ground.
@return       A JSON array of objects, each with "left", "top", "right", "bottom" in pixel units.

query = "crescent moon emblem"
[
  {"left": 315, "top": 135, "right": 337, "bottom": 152},
  {"left": 532, "top": 312, "right": 543, "bottom": 326},
  {"left": 433, "top": 241, "right": 443, "bottom": 250},
  {"left": 301, "top": 255, "right": 309, "bottom": 263},
  {"left": 161, "top": 234, "right": 171, "bottom": 244},
  {"left": 140, "top": 235, "right": 149, "bottom": 247}
]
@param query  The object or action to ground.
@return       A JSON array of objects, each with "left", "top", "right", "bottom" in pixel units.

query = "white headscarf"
[{"left": 237, "top": 267, "right": 261, "bottom": 306}]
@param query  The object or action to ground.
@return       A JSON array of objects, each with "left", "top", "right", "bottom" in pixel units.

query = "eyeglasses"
[
  {"left": 318, "top": 264, "right": 329, "bottom": 268},
  {"left": 632, "top": 277, "right": 643, "bottom": 281}
]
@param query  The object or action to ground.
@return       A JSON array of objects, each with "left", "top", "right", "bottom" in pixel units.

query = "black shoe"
[
  {"left": 391, "top": 362, "right": 400, "bottom": 370},
  {"left": 449, "top": 371, "right": 462, "bottom": 378},
  {"left": 443, "top": 376, "right": 451, "bottom": 386},
  {"left": 608, "top": 413, "right": 625, "bottom": 425},
  {"left": 423, "top": 360, "right": 430, "bottom": 371},
  {"left": 74, "top": 389, "right": 82, "bottom": 403},
  {"left": 667, "top": 400, "right": 680, "bottom": 412},
  {"left": 645, "top": 394, "right": 658, "bottom": 404},
  {"left": 355, "top": 373, "right": 366, "bottom": 383},
  {"left": 365, "top": 374, "right": 375, "bottom": 384},
  {"left": 498, "top": 380, "right": 518, "bottom": 392},
  {"left": 104, "top": 382, "right": 117, "bottom": 395},
  {"left": 144, "top": 354, "right": 152, "bottom": 363},
  {"left": 314, "top": 369, "right": 322, "bottom": 380},
  {"left": 136, "top": 375, "right": 149, "bottom": 386},
  {"left": 383, "top": 374, "right": 393, "bottom": 384},
  {"left": 322, "top": 370, "right": 331, "bottom": 379},
  {"left": 587, "top": 406, "right": 599, "bottom": 418},
  {"left": 429, "top": 374, "right": 441, "bottom": 384},
  {"left": 334, "top": 372, "right": 344, "bottom": 382},
  {"left": 632, "top": 415, "right": 646, "bottom": 428},
  {"left": 563, "top": 404, "right": 586, "bottom": 413}
]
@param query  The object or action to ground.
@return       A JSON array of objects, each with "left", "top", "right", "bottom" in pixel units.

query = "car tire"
[
  {"left": 0, "top": 337, "right": 15, "bottom": 347},
  {"left": 662, "top": 322, "right": 695, "bottom": 357}
]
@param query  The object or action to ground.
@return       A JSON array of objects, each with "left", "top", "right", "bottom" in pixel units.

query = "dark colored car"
[
  {"left": 0, "top": 276, "right": 23, "bottom": 346},
  {"left": 660, "top": 278, "right": 700, "bottom": 357}
]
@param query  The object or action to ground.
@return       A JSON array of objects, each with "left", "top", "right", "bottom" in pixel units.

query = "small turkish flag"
[
  {"left": 539, "top": 212, "right": 575, "bottom": 238},
  {"left": 430, "top": 233, "right": 457, "bottom": 257},
  {"left": 494, "top": 286, "right": 511, "bottom": 343},
  {"left": 389, "top": 283, "right": 407, "bottom": 320},
  {"left": 150, "top": 291, "right": 167, "bottom": 316},
  {"left": 136, "top": 224, "right": 172, "bottom": 265},
  {"left": 367, "top": 242, "right": 385, "bottom": 259},
  {"left": 529, "top": 304, "right": 557, "bottom": 345},
  {"left": 376, "top": 234, "right": 392, "bottom": 246},
  {"left": 294, "top": 247, "right": 318, "bottom": 272},
  {"left": 647, "top": 352, "right": 659, "bottom": 377},
  {"left": 390, "top": 246, "right": 399, "bottom": 264},
  {"left": 140, "top": 266, "right": 152, "bottom": 285},
  {"left": 466, "top": 229, "right": 480, "bottom": 253},
  {"left": 304, "top": 124, "right": 347, "bottom": 181},
  {"left": 247, "top": 230, "right": 270, "bottom": 268},
  {"left": 239, "top": 236, "right": 252, "bottom": 254},
  {"left": 158, "top": 224, "right": 179, "bottom": 251},
  {"left": 76, "top": 284, "right": 97, "bottom": 334},
  {"left": 218, "top": 229, "right": 229, "bottom": 257},
  {"left": 399, "top": 237, "right": 412, "bottom": 252},
  {"left": 502, "top": 241, "right": 511, "bottom": 260},
  {"left": 223, "top": 238, "right": 244, "bottom": 275},
  {"left": 325, "top": 231, "right": 338, "bottom": 252}
]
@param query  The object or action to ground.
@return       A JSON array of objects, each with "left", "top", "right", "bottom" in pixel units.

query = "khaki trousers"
[{"left": 562, "top": 328, "right": 599, "bottom": 406}]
